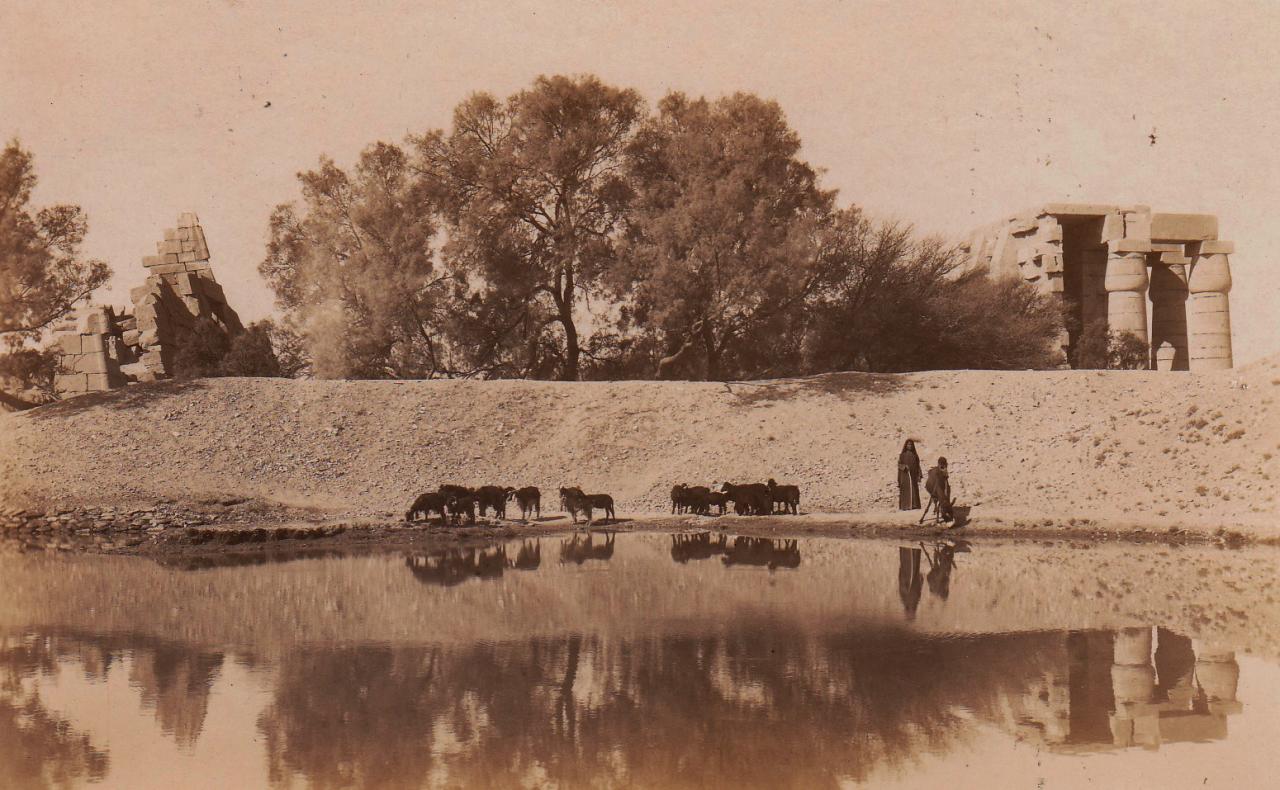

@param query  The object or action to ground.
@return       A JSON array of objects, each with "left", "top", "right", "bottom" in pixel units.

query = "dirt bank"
[{"left": 1, "top": 357, "right": 1277, "bottom": 537}]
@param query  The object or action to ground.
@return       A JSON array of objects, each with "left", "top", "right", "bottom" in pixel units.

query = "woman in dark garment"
[{"left": 897, "top": 440, "right": 922, "bottom": 510}]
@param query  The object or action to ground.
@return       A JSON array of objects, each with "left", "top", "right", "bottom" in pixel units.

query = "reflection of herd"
[
  {"left": 406, "top": 533, "right": 804, "bottom": 586},
  {"left": 670, "top": 533, "right": 802, "bottom": 569}
]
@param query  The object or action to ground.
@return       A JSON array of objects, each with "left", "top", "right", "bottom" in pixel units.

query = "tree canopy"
[
  {"left": 261, "top": 75, "right": 1064, "bottom": 382},
  {"left": 0, "top": 140, "right": 110, "bottom": 346}
]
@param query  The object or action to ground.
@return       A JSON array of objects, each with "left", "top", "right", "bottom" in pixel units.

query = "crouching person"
[{"left": 920, "top": 457, "right": 953, "bottom": 524}]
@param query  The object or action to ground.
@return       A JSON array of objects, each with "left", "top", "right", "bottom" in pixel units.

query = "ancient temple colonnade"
[{"left": 963, "top": 204, "right": 1234, "bottom": 371}]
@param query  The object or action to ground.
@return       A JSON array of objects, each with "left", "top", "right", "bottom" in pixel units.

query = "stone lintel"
[
  {"left": 1151, "top": 213, "right": 1218, "bottom": 241},
  {"left": 1159, "top": 252, "right": 1192, "bottom": 265},
  {"left": 1150, "top": 242, "right": 1184, "bottom": 253},
  {"left": 1040, "top": 202, "right": 1124, "bottom": 217},
  {"left": 1198, "top": 240, "right": 1234, "bottom": 255}
]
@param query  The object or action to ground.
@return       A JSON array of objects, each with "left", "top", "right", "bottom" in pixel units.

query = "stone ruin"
[
  {"left": 963, "top": 203, "right": 1233, "bottom": 371},
  {"left": 53, "top": 212, "right": 243, "bottom": 396}
]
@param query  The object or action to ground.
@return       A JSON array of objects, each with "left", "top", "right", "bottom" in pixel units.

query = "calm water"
[{"left": 1, "top": 531, "right": 1277, "bottom": 789}]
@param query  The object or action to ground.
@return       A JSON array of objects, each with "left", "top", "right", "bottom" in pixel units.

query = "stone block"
[
  {"left": 55, "top": 373, "right": 88, "bottom": 393},
  {"left": 164, "top": 253, "right": 179, "bottom": 264},
  {"left": 180, "top": 239, "right": 195, "bottom": 252},
  {"left": 175, "top": 272, "right": 195, "bottom": 295},
  {"left": 179, "top": 211, "right": 199, "bottom": 227},
  {"left": 130, "top": 284, "right": 154, "bottom": 303},
  {"left": 1038, "top": 222, "right": 1064, "bottom": 242},
  {"left": 142, "top": 352, "right": 166, "bottom": 372},
  {"left": 148, "top": 262, "right": 189, "bottom": 275},
  {"left": 1151, "top": 213, "right": 1218, "bottom": 241},
  {"left": 122, "top": 329, "right": 141, "bottom": 346},
  {"left": 142, "top": 255, "right": 167, "bottom": 268},
  {"left": 164, "top": 228, "right": 179, "bottom": 241},
  {"left": 178, "top": 227, "right": 192, "bottom": 241},
  {"left": 1008, "top": 215, "right": 1037, "bottom": 235},
  {"left": 85, "top": 373, "right": 111, "bottom": 390},
  {"left": 1101, "top": 213, "right": 1126, "bottom": 242},
  {"left": 1199, "top": 240, "right": 1234, "bottom": 254},
  {"left": 161, "top": 239, "right": 184, "bottom": 255},
  {"left": 118, "top": 316, "right": 136, "bottom": 331},
  {"left": 57, "top": 334, "right": 82, "bottom": 355},
  {"left": 138, "top": 328, "right": 159, "bottom": 347},
  {"left": 1150, "top": 242, "right": 1184, "bottom": 253},
  {"left": 1159, "top": 252, "right": 1192, "bottom": 265},
  {"left": 81, "top": 334, "right": 105, "bottom": 353},
  {"left": 1123, "top": 211, "right": 1151, "bottom": 241},
  {"left": 1109, "top": 239, "right": 1152, "bottom": 254},
  {"left": 85, "top": 313, "right": 107, "bottom": 334},
  {"left": 178, "top": 250, "right": 197, "bottom": 263},
  {"left": 119, "top": 361, "right": 148, "bottom": 379},
  {"left": 73, "top": 352, "right": 109, "bottom": 374}
]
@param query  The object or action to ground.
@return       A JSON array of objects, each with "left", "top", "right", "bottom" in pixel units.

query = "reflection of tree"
[
  {"left": 0, "top": 635, "right": 110, "bottom": 789},
  {"left": 257, "top": 625, "right": 1068, "bottom": 787},
  {"left": 128, "top": 645, "right": 225, "bottom": 749}
]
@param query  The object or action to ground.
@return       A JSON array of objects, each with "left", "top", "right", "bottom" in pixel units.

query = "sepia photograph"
[{"left": 1, "top": 1, "right": 1277, "bottom": 787}]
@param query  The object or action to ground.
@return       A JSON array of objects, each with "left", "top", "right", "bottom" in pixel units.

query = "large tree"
[
  {"left": 260, "top": 142, "right": 458, "bottom": 379},
  {"left": 414, "top": 75, "right": 644, "bottom": 381},
  {"left": 801, "top": 211, "right": 1061, "bottom": 372},
  {"left": 617, "top": 92, "right": 835, "bottom": 380},
  {"left": 0, "top": 140, "right": 109, "bottom": 344}
]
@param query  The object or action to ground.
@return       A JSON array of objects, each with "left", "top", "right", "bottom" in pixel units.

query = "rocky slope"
[{"left": 1, "top": 358, "right": 1277, "bottom": 534}]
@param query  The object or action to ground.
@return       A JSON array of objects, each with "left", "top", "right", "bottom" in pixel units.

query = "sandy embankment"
[{"left": 1, "top": 355, "right": 1276, "bottom": 538}]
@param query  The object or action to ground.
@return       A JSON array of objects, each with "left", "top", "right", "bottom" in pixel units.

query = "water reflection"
[
  {"left": 0, "top": 534, "right": 1269, "bottom": 787},
  {"left": 7, "top": 624, "right": 1245, "bottom": 788},
  {"left": 671, "top": 534, "right": 802, "bottom": 570},
  {"left": 559, "top": 532, "right": 615, "bottom": 565},
  {"left": 0, "top": 635, "right": 110, "bottom": 789},
  {"left": 406, "top": 541, "right": 545, "bottom": 587}
]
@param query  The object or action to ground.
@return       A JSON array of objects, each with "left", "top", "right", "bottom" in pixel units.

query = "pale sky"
[{"left": 3, "top": 0, "right": 1277, "bottom": 363}]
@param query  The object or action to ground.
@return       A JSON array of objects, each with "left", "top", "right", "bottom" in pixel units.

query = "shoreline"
[{"left": 1, "top": 503, "right": 1270, "bottom": 561}]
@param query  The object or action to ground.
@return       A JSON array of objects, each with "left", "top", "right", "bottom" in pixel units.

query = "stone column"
[
  {"left": 1149, "top": 262, "right": 1189, "bottom": 371},
  {"left": 1188, "top": 241, "right": 1234, "bottom": 370},
  {"left": 1105, "top": 242, "right": 1150, "bottom": 347}
]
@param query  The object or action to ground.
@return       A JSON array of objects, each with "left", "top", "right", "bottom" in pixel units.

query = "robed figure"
[{"left": 897, "top": 440, "right": 921, "bottom": 510}]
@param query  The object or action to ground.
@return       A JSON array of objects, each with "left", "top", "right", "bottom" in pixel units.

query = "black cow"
[
  {"left": 405, "top": 491, "right": 449, "bottom": 524},
  {"left": 507, "top": 486, "right": 542, "bottom": 520},
  {"left": 766, "top": 478, "right": 801, "bottom": 515}
]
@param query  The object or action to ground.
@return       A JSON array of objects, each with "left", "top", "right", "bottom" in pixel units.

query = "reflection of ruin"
[
  {"left": 1007, "top": 627, "right": 1242, "bottom": 753},
  {"left": 964, "top": 204, "right": 1233, "bottom": 370}
]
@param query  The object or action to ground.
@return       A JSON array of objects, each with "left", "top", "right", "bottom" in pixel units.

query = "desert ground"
[{"left": 1, "top": 355, "right": 1276, "bottom": 550}]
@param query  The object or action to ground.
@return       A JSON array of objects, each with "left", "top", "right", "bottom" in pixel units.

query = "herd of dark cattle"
[{"left": 406, "top": 478, "right": 802, "bottom": 526}]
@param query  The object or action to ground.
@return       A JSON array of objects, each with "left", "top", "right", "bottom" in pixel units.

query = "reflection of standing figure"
[
  {"left": 897, "top": 547, "right": 924, "bottom": 618},
  {"left": 897, "top": 440, "right": 922, "bottom": 510},
  {"left": 921, "top": 542, "right": 958, "bottom": 600}
]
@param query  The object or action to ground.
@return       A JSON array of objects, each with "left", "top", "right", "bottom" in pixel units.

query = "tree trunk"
[
  {"left": 701, "top": 321, "right": 722, "bottom": 381},
  {"left": 557, "top": 267, "right": 580, "bottom": 381}
]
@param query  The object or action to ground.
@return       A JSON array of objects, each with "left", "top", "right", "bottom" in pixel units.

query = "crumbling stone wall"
[
  {"left": 963, "top": 204, "right": 1234, "bottom": 371},
  {"left": 53, "top": 212, "right": 243, "bottom": 396}
]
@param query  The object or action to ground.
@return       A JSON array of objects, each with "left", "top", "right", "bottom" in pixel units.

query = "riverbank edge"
[{"left": 2, "top": 501, "right": 1271, "bottom": 560}]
